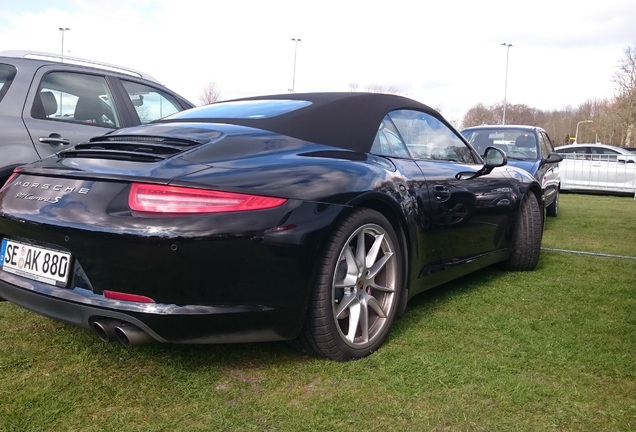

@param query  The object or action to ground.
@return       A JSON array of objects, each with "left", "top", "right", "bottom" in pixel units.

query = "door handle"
[
  {"left": 432, "top": 185, "right": 451, "bottom": 201},
  {"left": 39, "top": 133, "right": 71, "bottom": 146}
]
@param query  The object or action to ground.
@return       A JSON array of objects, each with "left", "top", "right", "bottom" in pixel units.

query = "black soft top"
[{"left": 157, "top": 92, "right": 439, "bottom": 153}]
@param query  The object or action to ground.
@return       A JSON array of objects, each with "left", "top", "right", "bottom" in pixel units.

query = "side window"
[
  {"left": 558, "top": 147, "right": 585, "bottom": 160},
  {"left": 32, "top": 72, "right": 120, "bottom": 127},
  {"left": 389, "top": 109, "right": 475, "bottom": 163},
  {"left": 598, "top": 148, "right": 619, "bottom": 162},
  {"left": 121, "top": 80, "right": 182, "bottom": 123},
  {"left": 0, "top": 64, "right": 17, "bottom": 102},
  {"left": 538, "top": 132, "right": 553, "bottom": 158},
  {"left": 370, "top": 115, "right": 411, "bottom": 158}
]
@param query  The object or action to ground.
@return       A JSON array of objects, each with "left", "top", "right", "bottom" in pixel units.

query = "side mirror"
[
  {"left": 456, "top": 147, "right": 507, "bottom": 180},
  {"left": 483, "top": 147, "right": 507, "bottom": 167},
  {"left": 544, "top": 152, "right": 563, "bottom": 164},
  {"left": 132, "top": 95, "right": 145, "bottom": 107}
]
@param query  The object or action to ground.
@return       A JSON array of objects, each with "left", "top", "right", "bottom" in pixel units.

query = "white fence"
[{"left": 557, "top": 154, "right": 636, "bottom": 197}]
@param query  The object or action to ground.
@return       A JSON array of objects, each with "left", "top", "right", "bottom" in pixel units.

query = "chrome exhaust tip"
[
  {"left": 115, "top": 323, "right": 154, "bottom": 347},
  {"left": 92, "top": 319, "right": 120, "bottom": 342}
]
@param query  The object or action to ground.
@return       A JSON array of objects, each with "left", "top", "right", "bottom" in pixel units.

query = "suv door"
[{"left": 23, "top": 69, "right": 121, "bottom": 159}]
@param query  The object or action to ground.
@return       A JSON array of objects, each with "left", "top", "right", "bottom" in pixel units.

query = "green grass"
[{"left": 1, "top": 194, "right": 635, "bottom": 431}]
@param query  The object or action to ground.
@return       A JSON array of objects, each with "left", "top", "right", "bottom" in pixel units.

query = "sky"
[{"left": 1, "top": 0, "right": 635, "bottom": 124}]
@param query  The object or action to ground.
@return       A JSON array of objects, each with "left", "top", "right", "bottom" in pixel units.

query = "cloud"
[{"left": 1, "top": 0, "right": 634, "bottom": 122}]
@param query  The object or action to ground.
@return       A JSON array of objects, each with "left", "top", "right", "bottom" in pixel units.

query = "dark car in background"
[
  {"left": 461, "top": 125, "right": 562, "bottom": 217},
  {"left": 0, "top": 93, "right": 545, "bottom": 361},
  {"left": 0, "top": 50, "right": 194, "bottom": 185}
]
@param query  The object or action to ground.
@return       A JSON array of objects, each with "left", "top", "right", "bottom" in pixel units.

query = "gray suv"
[{"left": 0, "top": 50, "right": 194, "bottom": 184}]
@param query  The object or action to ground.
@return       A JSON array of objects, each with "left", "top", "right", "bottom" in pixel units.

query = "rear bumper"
[{"left": 0, "top": 271, "right": 296, "bottom": 344}]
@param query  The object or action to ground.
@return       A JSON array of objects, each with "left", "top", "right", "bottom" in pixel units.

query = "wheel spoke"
[
  {"left": 335, "top": 292, "right": 357, "bottom": 319},
  {"left": 365, "top": 233, "right": 384, "bottom": 269},
  {"left": 334, "top": 247, "right": 359, "bottom": 288},
  {"left": 346, "top": 301, "right": 361, "bottom": 342},
  {"left": 355, "top": 231, "right": 366, "bottom": 268},
  {"left": 367, "top": 294, "right": 387, "bottom": 318},
  {"left": 358, "top": 295, "right": 369, "bottom": 342},
  {"left": 367, "top": 281, "right": 395, "bottom": 293},
  {"left": 367, "top": 251, "right": 394, "bottom": 279}
]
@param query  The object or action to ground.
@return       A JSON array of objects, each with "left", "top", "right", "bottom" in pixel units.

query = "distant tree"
[
  {"left": 349, "top": 82, "right": 359, "bottom": 92},
  {"left": 364, "top": 84, "right": 399, "bottom": 94},
  {"left": 613, "top": 45, "right": 636, "bottom": 146},
  {"left": 614, "top": 45, "right": 636, "bottom": 99},
  {"left": 198, "top": 82, "right": 222, "bottom": 105},
  {"left": 501, "top": 103, "right": 541, "bottom": 126},
  {"left": 461, "top": 103, "right": 498, "bottom": 128}
]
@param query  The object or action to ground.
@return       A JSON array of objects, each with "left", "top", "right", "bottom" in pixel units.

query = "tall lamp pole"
[
  {"left": 574, "top": 120, "right": 593, "bottom": 144},
  {"left": 501, "top": 43, "right": 512, "bottom": 125},
  {"left": 290, "top": 38, "right": 301, "bottom": 93},
  {"left": 59, "top": 27, "right": 70, "bottom": 59}
]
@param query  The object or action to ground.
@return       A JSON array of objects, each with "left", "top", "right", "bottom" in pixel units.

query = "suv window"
[
  {"left": 32, "top": 71, "right": 120, "bottom": 127},
  {"left": 121, "top": 80, "right": 182, "bottom": 124},
  {"left": 0, "top": 63, "right": 17, "bottom": 102},
  {"left": 538, "top": 131, "right": 555, "bottom": 158}
]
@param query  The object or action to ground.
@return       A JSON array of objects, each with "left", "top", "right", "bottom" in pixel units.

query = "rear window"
[
  {"left": 0, "top": 63, "right": 17, "bottom": 103},
  {"left": 165, "top": 99, "right": 312, "bottom": 121}
]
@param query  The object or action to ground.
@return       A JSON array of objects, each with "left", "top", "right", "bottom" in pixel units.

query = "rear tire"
[
  {"left": 295, "top": 208, "right": 402, "bottom": 361},
  {"left": 504, "top": 192, "right": 542, "bottom": 271}
]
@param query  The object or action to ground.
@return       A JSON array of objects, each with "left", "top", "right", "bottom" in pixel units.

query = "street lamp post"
[
  {"left": 290, "top": 38, "right": 301, "bottom": 93},
  {"left": 574, "top": 120, "right": 593, "bottom": 144},
  {"left": 501, "top": 43, "right": 512, "bottom": 125},
  {"left": 59, "top": 27, "right": 70, "bottom": 59}
]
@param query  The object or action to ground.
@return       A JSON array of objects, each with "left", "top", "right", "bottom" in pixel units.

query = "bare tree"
[
  {"left": 363, "top": 84, "right": 399, "bottom": 94},
  {"left": 614, "top": 45, "right": 636, "bottom": 98},
  {"left": 461, "top": 103, "right": 499, "bottom": 128},
  {"left": 613, "top": 45, "right": 636, "bottom": 146},
  {"left": 198, "top": 82, "right": 222, "bottom": 105}
]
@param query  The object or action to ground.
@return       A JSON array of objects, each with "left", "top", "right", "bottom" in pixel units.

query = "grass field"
[{"left": 0, "top": 193, "right": 634, "bottom": 431}]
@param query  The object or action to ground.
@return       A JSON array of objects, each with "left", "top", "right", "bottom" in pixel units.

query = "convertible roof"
[{"left": 159, "top": 92, "right": 439, "bottom": 153}]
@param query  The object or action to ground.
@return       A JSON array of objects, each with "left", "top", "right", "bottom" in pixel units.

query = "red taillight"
[
  {"left": 0, "top": 171, "right": 19, "bottom": 193},
  {"left": 103, "top": 290, "right": 155, "bottom": 303},
  {"left": 128, "top": 183, "right": 287, "bottom": 214}
]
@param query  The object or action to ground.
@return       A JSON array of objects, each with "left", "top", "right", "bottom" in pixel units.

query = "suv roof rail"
[{"left": 0, "top": 50, "right": 161, "bottom": 84}]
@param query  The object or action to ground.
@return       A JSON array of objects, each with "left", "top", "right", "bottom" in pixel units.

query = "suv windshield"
[{"left": 462, "top": 128, "right": 538, "bottom": 160}]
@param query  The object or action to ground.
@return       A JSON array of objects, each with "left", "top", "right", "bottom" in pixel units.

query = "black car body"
[
  {"left": 0, "top": 50, "right": 194, "bottom": 185},
  {"left": 0, "top": 93, "right": 544, "bottom": 360},
  {"left": 461, "top": 125, "right": 562, "bottom": 217}
]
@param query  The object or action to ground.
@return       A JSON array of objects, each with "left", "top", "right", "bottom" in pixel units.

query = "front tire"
[
  {"left": 504, "top": 192, "right": 542, "bottom": 271},
  {"left": 546, "top": 189, "right": 559, "bottom": 217},
  {"left": 296, "top": 208, "right": 402, "bottom": 361}
]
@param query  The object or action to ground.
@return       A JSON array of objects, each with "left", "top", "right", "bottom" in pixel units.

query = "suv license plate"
[{"left": 0, "top": 239, "right": 71, "bottom": 286}]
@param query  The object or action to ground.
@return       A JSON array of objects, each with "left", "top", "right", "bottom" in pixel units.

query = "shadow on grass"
[
  {"left": 92, "top": 265, "right": 510, "bottom": 368},
  {"left": 2, "top": 262, "right": 513, "bottom": 371},
  {"left": 387, "top": 265, "right": 507, "bottom": 339}
]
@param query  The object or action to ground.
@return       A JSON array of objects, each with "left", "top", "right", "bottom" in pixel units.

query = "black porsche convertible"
[{"left": 0, "top": 92, "right": 543, "bottom": 360}]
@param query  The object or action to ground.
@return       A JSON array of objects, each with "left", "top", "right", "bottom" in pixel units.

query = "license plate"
[{"left": 1, "top": 239, "right": 72, "bottom": 286}]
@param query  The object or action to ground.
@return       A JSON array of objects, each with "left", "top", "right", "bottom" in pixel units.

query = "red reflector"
[
  {"left": 0, "top": 171, "right": 19, "bottom": 193},
  {"left": 128, "top": 183, "right": 287, "bottom": 213},
  {"left": 103, "top": 290, "right": 155, "bottom": 303}
]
